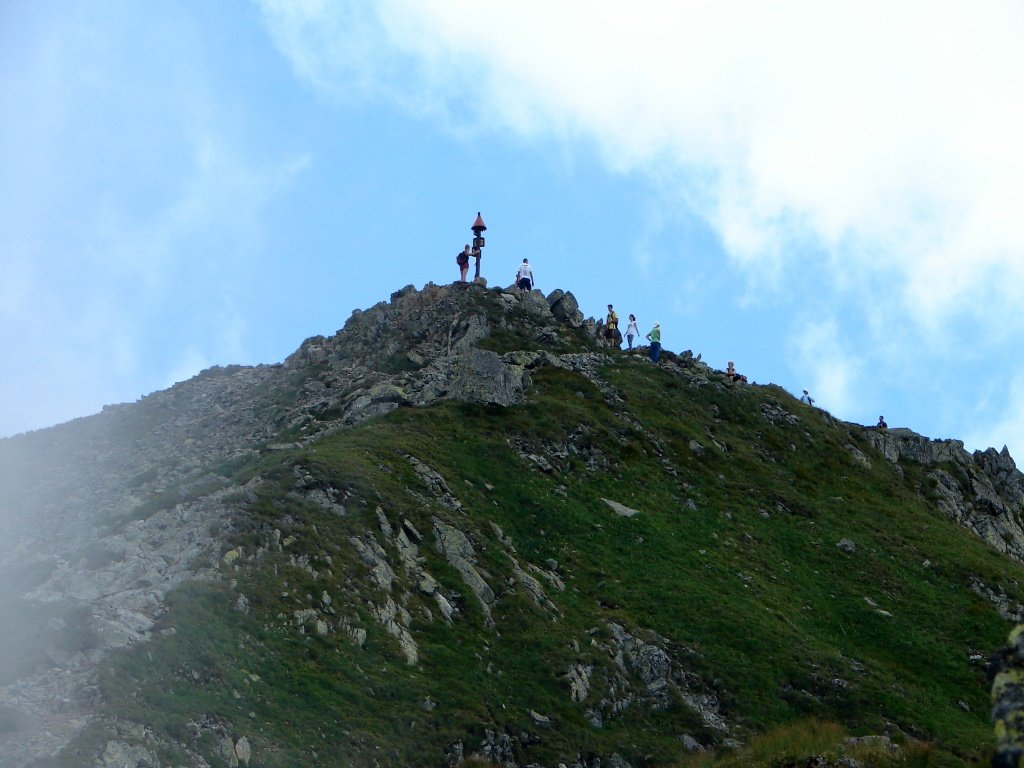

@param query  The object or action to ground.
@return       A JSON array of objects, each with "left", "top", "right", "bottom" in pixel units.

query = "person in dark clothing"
[{"left": 456, "top": 245, "right": 471, "bottom": 282}]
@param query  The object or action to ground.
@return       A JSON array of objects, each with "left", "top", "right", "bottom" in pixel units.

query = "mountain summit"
[{"left": 2, "top": 282, "right": 1023, "bottom": 767}]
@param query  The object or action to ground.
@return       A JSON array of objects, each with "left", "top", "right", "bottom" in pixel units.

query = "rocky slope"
[{"left": 1, "top": 281, "right": 1023, "bottom": 767}]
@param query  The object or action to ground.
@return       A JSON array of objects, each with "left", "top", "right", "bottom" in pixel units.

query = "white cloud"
[
  {"left": 788, "top": 318, "right": 862, "bottom": 414},
  {"left": 257, "top": 1, "right": 1024, "bottom": 333}
]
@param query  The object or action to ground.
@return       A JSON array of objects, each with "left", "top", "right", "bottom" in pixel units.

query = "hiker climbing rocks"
[
  {"left": 625, "top": 314, "right": 639, "bottom": 350},
  {"left": 456, "top": 245, "right": 471, "bottom": 282},
  {"left": 800, "top": 389, "right": 815, "bottom": 406},
  {"left": 645, "top": 322, "right": 661, "bottom": 362},
  {"left": 605, "top": 305, "right": 620, "bottom": 348},
  {"left": 515, "top": 258, "right": 534, "bottom": 291}
]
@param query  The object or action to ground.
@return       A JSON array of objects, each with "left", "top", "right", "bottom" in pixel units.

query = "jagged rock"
[
  {"left": 409, "top": 456, "right": 463, "bottom": 511},
  {"left": 679, "top": 733, "right": 704, "bottom": 752},
  {"left": 235, "top": 735, "right": 252, "bottom": 765},
  {"left": 603, "top": 498, "right": 640, "bottom": 518},
  {"left": 566, "top": 664, "right": 593, "bottom": 703},
  {"left": 509, "top": 556, "right": 560, "bottom": 617},
  {"left": 836, "top": 538, "right": 857, "bottom": 554},
  {"left": 529, "top": 709, "right": 551, "bottom": 726},
  {"left": 867, "top": 430, "right": 1024, "bottom": 562},
  {"left": 991, "top": 624, "right": 1024, "bottom": 767},
  {"left": 349, "top": 535, "right": 397, "bottom": 590},
  {"left": 446, "top": 348, "right": 531, "bottom": 406},
  {"left": 603, "top": 622, "right": 730, "bottom": 733},
  {"left": 761, "top": 402, "right": 799, "bottom": 425},
  {"left": 371, "top": 597, "right": 418, "bottom": 665},
  {"left": 972, "top": 577, "right": 1024, "bottom": 622},
  {"left": 863, "top": 597, "right": 893, "bottom": 618},
  {"left": 98, "top": 740, "right": 159, "bottom": 767},
  {"left": 433, "top": 518, "right": 495, "bottom": 625},
  {"left": 846, "top": 444, "right": 871, "bottom": 467},
  {"left": 546, "top": 289, "right": 584, "bottom": 327}
]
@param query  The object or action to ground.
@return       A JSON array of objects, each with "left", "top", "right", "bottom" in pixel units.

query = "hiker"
[
  {"left": 605, "top": 305, "right": 620, "bottom": 348},
  {"left": 515, "top": 258, "right": 534, "bottom": 291},
  {"left": 726, "top": 361, "right": 747, "bottom": 384},
  {"left": 645, "top": 322, "right": 661, "bottom": 362},
  {"left": 456, "top": 245, "right": 471, "bottom": 282},
  {"left": 800, "top": 389, "right": 815, "bottom": 406},
  {"left": 877, "top": 415, "right": 888, "bottom": 429},
  {"left": 625, "top": 314, "right": 639, "bottom": 350}
]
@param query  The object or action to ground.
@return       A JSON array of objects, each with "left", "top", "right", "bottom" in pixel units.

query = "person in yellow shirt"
[{"left": 605, "top": 305, "right": 620, "bottom": 348}]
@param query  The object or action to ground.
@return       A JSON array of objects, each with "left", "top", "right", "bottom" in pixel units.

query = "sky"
[{"left": 3, "top": 1, "right": 1024, "bottom": 461}]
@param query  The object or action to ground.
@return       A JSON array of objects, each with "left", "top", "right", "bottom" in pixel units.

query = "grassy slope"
[{"left": 41, "top": 351, "right": 1024, "bottom": 767}]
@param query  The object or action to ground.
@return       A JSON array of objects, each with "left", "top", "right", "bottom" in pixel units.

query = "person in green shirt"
[{"left": 645, "top": 322, "right": 661, "bottom": 362}]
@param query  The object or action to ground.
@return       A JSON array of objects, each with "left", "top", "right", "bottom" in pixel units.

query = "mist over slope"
[{"left": 1, "top": 282, "right": 1023, "bottom": 767}]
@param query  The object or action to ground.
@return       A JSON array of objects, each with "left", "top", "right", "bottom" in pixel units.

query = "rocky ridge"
[{"left": 1, "top": 281, "right": 1023, "bottom": 766}]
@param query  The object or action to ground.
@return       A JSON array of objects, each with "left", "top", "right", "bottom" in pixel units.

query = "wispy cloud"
[
  {"left": 789, "top": 318, "right": 862, "bottom": 414},
  {"left": 0, "top": 5, "right": 308, "bottom": 436}
]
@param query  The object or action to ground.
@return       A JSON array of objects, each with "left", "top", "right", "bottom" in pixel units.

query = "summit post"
[{"left": 471, "top": 212, "right": 487, "bottom": 281}]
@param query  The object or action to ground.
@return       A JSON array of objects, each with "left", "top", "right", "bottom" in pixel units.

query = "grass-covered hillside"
[{"left": 21, "top": 284, "right": 1024, "bottom": 767}]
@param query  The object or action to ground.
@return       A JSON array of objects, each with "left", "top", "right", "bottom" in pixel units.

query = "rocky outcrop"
[
  {"left": 866, "top": 429, "right": 1024, "bottom": 561},
  {"left": 4, "top": 279, "right": 1024, "bottom": 766},
  {"left": 991, "top": 625, "right": 1024, "bottom": 767}
]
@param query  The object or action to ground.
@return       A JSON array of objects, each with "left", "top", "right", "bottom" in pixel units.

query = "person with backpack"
[
  {"left": 605, "top": 305, "right": 620, "bottom": 348},
  {"left": 800, "top": 389, "right": 815, "bottom": 407},
  {"left": 645, "top": 322, "right": 661, "bottom": 362},
  {"left": 456, "top": 245, "right": 471, "bottom": 282},
  {"left": 625, "top": 314, "right": 639, "bottom": 350},
  {"left": 515, "top": 258, "right": 534, "bottom": 291}
]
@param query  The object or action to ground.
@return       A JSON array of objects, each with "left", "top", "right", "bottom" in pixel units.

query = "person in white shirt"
[
  {"left": 625, "top": 314, "right": 639, "bottom": 350},
  {"left": 515, "top": 259, "right": 534, "bottom": 291}
]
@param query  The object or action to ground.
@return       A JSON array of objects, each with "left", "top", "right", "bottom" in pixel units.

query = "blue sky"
[{"left": 3, "top": 1, "right": 1024, "bottom": 461}]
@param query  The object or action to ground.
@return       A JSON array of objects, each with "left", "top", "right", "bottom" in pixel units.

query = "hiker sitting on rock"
[{"left": 726, "top": 362, "right": 747, "bottom": 384}]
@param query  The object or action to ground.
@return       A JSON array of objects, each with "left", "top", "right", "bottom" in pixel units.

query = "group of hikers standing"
[
  {"left": 603, "top": 304, "right": 661, "bottom": 362},
  {"left": 452, "top": 231, "right": 892, "bottom": 430},
  {"left": 451, "top": 246, "right": 873, "bottom": 420}
]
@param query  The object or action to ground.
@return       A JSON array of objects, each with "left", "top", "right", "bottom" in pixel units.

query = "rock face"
[
  {"left": 867, "top": 429, "right": 1024, "bottom": 562},
  {"left": 0, "top": 282, "right": 600, "bottom": 766},
  {"left": 990, "top": 626, "right": 1024, "bottom": 767},
  {"left": 1, "top": 280, "right": 1022, "bottom": 767}
]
